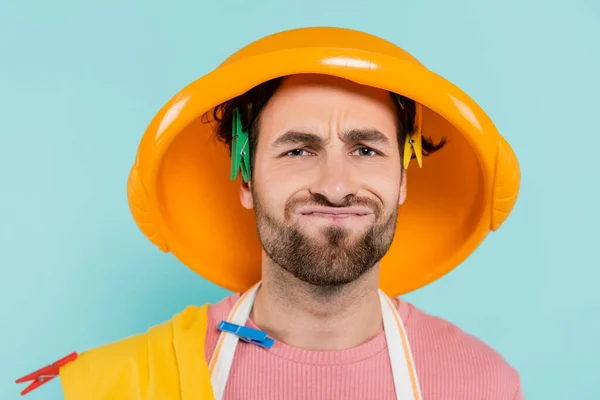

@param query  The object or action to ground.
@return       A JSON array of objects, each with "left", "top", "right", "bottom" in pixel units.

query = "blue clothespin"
[{"left": 218, "top": 321, "right": 275, "bottom": 349}]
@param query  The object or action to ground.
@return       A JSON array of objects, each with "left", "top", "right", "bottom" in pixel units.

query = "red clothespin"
[{"left": 15, "top": 352, "right": 78, "bottom": 396}]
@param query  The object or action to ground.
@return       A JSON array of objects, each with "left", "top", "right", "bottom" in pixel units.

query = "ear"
[
  {"left": 240, "top": 179, "right": 254, "bottom": 209},
  {"left": 398, "top": 169, "right": 407, "bottom": 206}
]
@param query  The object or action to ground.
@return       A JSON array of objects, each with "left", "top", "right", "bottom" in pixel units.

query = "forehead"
[{"left": 258, "top": 74, "right": 398, "bottom": 141}]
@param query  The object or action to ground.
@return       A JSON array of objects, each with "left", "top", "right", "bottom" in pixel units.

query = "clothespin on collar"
[
  {"left": 230, "top": 108, "right": 251, "bottom": 183},
  {"left": 16, "top": 352, "right": 78, "bottom": 396},
  {"left": 218, "top": 320, "right": 274, "bottom": 349},
  {"left": 403, "top": 103, "right": 423, "bottom": 170}
]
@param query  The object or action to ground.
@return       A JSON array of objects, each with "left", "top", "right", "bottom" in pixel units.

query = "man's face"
[{"left": 240, "top": 74, "right": 406, "bottom": 287}]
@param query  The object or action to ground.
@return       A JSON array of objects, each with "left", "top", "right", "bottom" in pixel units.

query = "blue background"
[{"left": 2, "top": 0, "right": 599, "bottom": 398}]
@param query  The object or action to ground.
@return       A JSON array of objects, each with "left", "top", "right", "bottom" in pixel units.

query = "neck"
[{"left": 250, "top": 260, "right": 384, "bottom": 351}]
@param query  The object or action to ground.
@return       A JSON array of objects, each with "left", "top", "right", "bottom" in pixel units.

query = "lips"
[{"left": 297, "top": 206, "right": 373, "bottom": 217}]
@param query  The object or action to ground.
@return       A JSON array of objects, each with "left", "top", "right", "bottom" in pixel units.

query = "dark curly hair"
[{"left": 201, "top": 77, "right": 446, "bottom": 172}]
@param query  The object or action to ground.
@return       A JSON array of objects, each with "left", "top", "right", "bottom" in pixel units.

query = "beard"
[{"left": 252, "top": 187, "right": 398, "bottom": 288}]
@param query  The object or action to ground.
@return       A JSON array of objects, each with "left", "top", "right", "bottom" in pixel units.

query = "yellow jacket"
[{"left": 59, "top": 305, "right": 216, "bottom": 400}]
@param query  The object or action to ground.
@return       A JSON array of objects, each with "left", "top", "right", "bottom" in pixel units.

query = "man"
[{"left": 17, "top": 27, "right": 523, "bottom": 399}]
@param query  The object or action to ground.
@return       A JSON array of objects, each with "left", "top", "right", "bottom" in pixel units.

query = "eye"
[
  {"left": 286, "top": 148, "right": 314, "bottom": 157},
  {"left": 351, "top": 147, "right": 378, "bottom": 157}
]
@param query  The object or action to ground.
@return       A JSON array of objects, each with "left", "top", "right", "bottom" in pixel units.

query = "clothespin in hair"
[
  {"left": 403, "top": 103, "right": 423, "bottom": 170},
  {"left": 230, "top": 108, "right": 251, "bottom": 182}
]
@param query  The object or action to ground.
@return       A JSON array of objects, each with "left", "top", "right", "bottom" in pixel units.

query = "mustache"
[{"left": 284, "top": 193, "right": 383, "bottom": 218}]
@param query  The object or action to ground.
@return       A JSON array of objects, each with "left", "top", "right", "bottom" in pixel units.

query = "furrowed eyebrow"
[
  {"left": 272, "top": 131, "right": 324, "bottom": 148},
  {"left": 342, "top": 128, "right": 390, "bottom": 145},
  {"left": 271, "top": 128, "right": 390, "bottom": 149}
]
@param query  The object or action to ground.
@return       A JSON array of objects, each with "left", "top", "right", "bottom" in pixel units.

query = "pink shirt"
[{"left": 205, "top": 293, "right": 524, "bottom": 400}]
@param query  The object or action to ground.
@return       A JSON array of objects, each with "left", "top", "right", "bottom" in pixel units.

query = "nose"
[{"left": 309, "top": 154, "right": 359, "bottom": 205}]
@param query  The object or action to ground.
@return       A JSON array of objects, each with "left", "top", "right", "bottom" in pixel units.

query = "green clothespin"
[{"left": 230, "top": 108, "right": 251, "bottom": 182}]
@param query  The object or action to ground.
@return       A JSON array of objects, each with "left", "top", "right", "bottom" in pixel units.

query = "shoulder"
[
  {"left": 58, "top": 320, "right": 171, "bottom": 399},
  {"left": 59, "top": 304, "right": 212, "bottom": 400},
  {"left": 399, "top": 300, "right": 524, "bottom": 400}
]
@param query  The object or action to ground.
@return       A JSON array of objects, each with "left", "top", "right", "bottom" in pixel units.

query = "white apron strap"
[
  {"left": 208, "top": 284, "right": 422, "bottom": 400},
  {"left": 379, "top": 290, "right": 423, "bottom": 400},
  {"left": 208, "top": 282, "right": 261, "bottom": 400}
]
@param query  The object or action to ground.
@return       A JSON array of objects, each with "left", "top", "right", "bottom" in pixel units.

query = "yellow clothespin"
[{"left": 403, "top": 103, "right": 423, "bottom": 170}]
